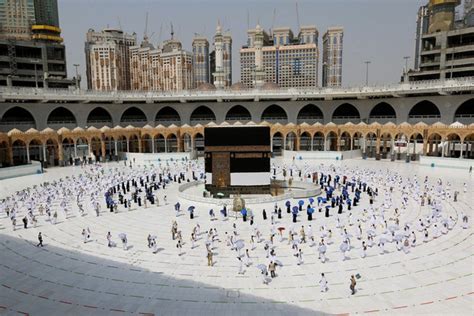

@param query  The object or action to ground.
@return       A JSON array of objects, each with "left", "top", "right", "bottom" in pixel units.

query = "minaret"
[
  {"left": 253, "top": 23, "right": 265, "bottom": 88},
  {"left": 213, "top": 21, "right": 225, "bottom": 89}
]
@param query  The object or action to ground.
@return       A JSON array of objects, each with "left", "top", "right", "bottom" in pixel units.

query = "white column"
[
  {"left": 152, "top": 138, "right": 155, "bottom": 153},
  {"left": 324, "top": 137, "right": 328, "bottom": 151},
  {"left": 164, "top": 137, "right": 168, "bottom": 153},
  {"left": 114, "top": 140, "right": 118, "bottom": 155},
  {"left": 310, "top": 137, "right": 313, "bottom": 151},
  {"left": 459, "top": 140, "right": 463, "bottom": 159},
  {"left": 42, "top": 144, "right": 47, "bottom": 162},
  {"left": 126, "top": 139, "right": 130, "bottom": 152},
  {"left": 74, "top": 142, "right": 77, "bottom": 157},
  {"left": 441, "top": 140, "right": 445, "bottom": 157},
  {"left": 26, "top": 145, "right": 30, "bottom": 163},
  {"left": 362, "top": 136, "right": 366, "bottom": 154}
]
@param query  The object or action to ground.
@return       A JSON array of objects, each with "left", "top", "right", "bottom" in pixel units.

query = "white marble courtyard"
[{"left": 0, "top": 158, "right": 472, "bottom": 316}]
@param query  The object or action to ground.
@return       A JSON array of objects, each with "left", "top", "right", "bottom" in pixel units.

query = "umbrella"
[
  {"left": 256, "top": 264, "right": 267, "bottom": 272},
  {"left": 188, "top": 206, "right": 195, "bottom": 212},
  {"left": 318, "top": 244, "right": 327, "bottom": 253},
  {"left": 216, "top": 192, "right": 225, "bottom": 197},
  {"left": 298, "top": 200, "right": 305, "bottom": 206},
  {"left": 235, "top": 240, "right": 245, "bottom": 250},
  {"left": 247, "top": 209, "right": 253, "bottom": 217},
  {"left": 309, "top": 198, "right": 315, "bottom": 204},
  {"left": 285, "top": 201, "right": 291, "bottom": 207},
  {"left": 388, "top": 225, "right": 399, "bottom": 232},
  {"left": 241, "top": 208, "right": 247, "bottom": 216},
  {"left": 339, "top": 242, "right": 349, "bottom": 252},
  {"left": 277, "top": 227, "right": 286, "bottom": 233},
  {"left": 118, "top": 233, "right": 126, "bottom": 239},
  {"left": 274, "top": 260, "right": 283, "bottom": 267},
  {"left": 292, "top": 206, "right": 299, "bottom": 214},
  {"left": 308, "top": 208, "right": 315, "bottom": 214}
]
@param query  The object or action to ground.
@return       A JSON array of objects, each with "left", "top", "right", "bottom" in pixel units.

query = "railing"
[{"left": 0, "top": 77, "right": 473, "bottom": 101}]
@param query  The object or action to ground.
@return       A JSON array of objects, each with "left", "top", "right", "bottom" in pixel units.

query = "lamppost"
[
  {"left": 73, "top": 64, "right": 80, "bottom": 89},
  {"left": 404, "top": 56, "right": 410, "bottom": 74},
  {"left": 364, "top": 61, "right": 371, "bottom": 86}
]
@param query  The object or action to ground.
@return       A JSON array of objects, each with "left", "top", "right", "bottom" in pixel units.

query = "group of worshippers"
[{"left": 0, "top": 157, "right": 470, "bottom": 295}]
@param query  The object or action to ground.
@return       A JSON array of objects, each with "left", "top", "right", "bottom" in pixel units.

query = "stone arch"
[
  {"left": 28, "top": 138, "right": 43, "bottom": 162},
  {"left": 408, "top": 100, "right": 441, "bottom": 124},
  {"left": 166, "top": 133, "right": 178, "bottom": 152},
  {"left": 0, "top": 106, "right": 36, "bottom": 131},
  {"left": 313, "top": 132, "right": 325, "bottom": 151},
  {"left": 369, "top": 102, "right": 396, "bottom": 124},
  {"left": 454, "top": 99, "right": 474, "bottom": 124},
  {"left": 142, "top": 134, "right": 153, "bottom": 153},
  {"left": 261, "top": 104, "right": 288, "bottom": 124},
  {"left": 285, "top": 131, "right": 297, "bottom": 151},
  {"left": 12, "top": 139, "right": 27, "bottom": 165},
  {"left": 47, "top": 107, "right": 77, "bottom": 128},
  {"left": 297, "top": 104, "right": 324, "bottom": 124},
  {"left": 332, "top": 103, "right": 360, "bottom": 124},
  {"left": 193, "top": 132, "right": 204, "bottom": 153},
  {"left": 87, "top": 107, "right": 113, "bottom": 128},
  {"left": 445, "top": 133, "right": 462, "bottom": 158},
  {"left": 340, "top": 132, "right": 351, "bottom": 151},
  {"left": 154, "top": 134, "right": 165, "bottom": 153},
  {"left": 272, "top": 131, "right": 284, "bottom": 155},
  {"left": 326, "top": 131, "right": 338, "bottom": 151},
  {"left": 155, "top": 106, "right": 181, "bottom": 126},
  {"left": 365, "top": 132, "right": 377, "bottom": 158},
  {"left": 462, "top": 133, "right": 474, "bottom": 159},
  {"left": 120, "top": 107, "right": 147, "bottom": 126},
  {"left": 181, "top": 133, "right": 192, "bottom": 152},
  {"left": 225, "top": 105, "right": 252, "bottom": 122},
  {"left": 190, "top": 106, "right": 216, "bottom": 125},
  {"left": 300, "top": 131, "right": 312, "bottom": 151},
  {"left": 426, "top": 133, "right": 442, "bottom": 157},
  {"left": 0, "top": 141, "right": 9, "bottom": 167}
]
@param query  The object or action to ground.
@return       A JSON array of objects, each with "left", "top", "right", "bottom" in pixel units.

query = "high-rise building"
[
  {"left": 222, "top": 32, "right": 232, "bottom": 87},
  {"left": 465, "top": 0, "right": 474, "bottom": 26},
  {"left": 33, "top": 0, "right": 58, "bottom": 27},
  {"left": 85, "top": 28, "right": 136, "bottom": 91},
  {"left": 0, "top": 0, "right": 73, "bottom": 88},
  {"left": 192, "top": 36, "right": 210, "bottom": 87},
  {"left": 406, "top": 0, "right": 474, "bottom": 81},
  {"left": 414, "top": 5, "right": 430, "bottom": 70},
  {"left": 428, "top": 0, "right": 460, "bottom": 33},
  {"left": 240, "top": 24, "right": 319, "bottom": 88},
  {"left": 322, "top": 26, "right": 344, "bottom": 87},
  {"left": 0, "top": 0, "right": 35, "bottom": 40},
  {"left": 130, "top": 33, "right": 193, "bottom": 92}
]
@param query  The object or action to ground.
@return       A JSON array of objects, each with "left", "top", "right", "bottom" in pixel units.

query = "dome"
[
  {"left": 261, "top": 82, "right": 279, "bottom": 90},
  {"left": 231, "top": 82, "right": 246, "bottom": 91},
  {"left": 196, "top": 83, "right": 216, "bottom": 91}
]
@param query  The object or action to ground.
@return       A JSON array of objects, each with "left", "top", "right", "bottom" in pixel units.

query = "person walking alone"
[{"left": 37, "top": 232, "right": 43, "bottom": 247}]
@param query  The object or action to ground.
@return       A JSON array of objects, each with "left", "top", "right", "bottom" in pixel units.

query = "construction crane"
[
  {"left": 295, "top": 0, "right": 301, "bottom": 30},
  {"left": 143, "top": 12, "right": 149, "bottom": 41},
  {"left": 271, "top": 8, "right": 277, "bottom": 36}
]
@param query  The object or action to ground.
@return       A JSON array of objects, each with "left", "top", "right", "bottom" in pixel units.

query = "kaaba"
[{"left": 204, "top": 126, "right": 271, "bottom": 196}]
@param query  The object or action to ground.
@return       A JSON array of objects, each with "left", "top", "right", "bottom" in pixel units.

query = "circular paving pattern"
[{"left": 0, "top": 158, "right": 472, "bottom": 316}]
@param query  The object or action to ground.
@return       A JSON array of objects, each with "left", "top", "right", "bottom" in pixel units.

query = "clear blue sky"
[{"left": 59, "top": 0, "right": 428, "bottom": 87}]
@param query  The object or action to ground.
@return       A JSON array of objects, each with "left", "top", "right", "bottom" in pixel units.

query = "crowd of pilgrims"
[{"left": 0, "top": 158, "right": 470, "bottom": 288}]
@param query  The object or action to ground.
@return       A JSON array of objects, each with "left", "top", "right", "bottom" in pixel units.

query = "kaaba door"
[{"left": 212, "top": 152, "right": 230, "bottom": 188}]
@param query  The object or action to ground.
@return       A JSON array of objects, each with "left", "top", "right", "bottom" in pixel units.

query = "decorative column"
[
  {"left": 459, "top": 138, "right": 463, "bottom": 159},
  {"left": 310, "top": 136, "right": 313, "bottom": 151},
  {"left": 74, "top": 141, "right": 78, "bottom": 157},
  {"left": 138, "top": 138, "right": 142, "bottom": 153},
  {"left": 114, "top": 140, "right": 118, "bottom": 156},
  {"left": 441, "top": 138, "right": 445, "bottom": 157},
  {"left": 126, "top": 138, "right": 130, "bottom": 152},
  {"left": 42, "top": 144, "right": 47, "bottom": 163},
  {"left": 151, "top": 137, "right": 155, "bottom": 153},
  {"left": 101, "top": 139, "right": 106, "bottom": 159},
  {"left": 26, "top": 144, "right": 30, "bottom": 163},
  {"left": 58, "top": 143, "right": 64, "bottom": 163},
  {"left": 7, "top": 141, "right": 13, "bottom": 165},
  {"left": 164, "top": 137, "right": 168, "bottom": 153},
  {"left": 422, "top": 140, "right": 428, "bottom": 156}
]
